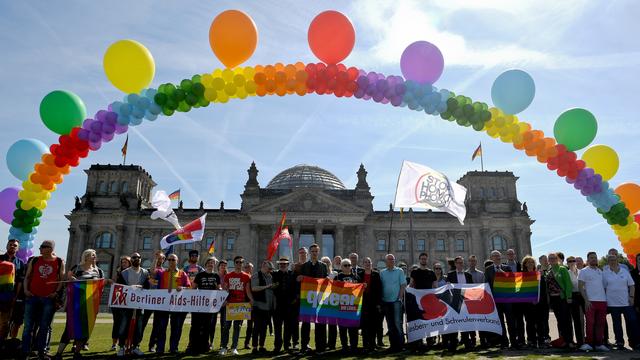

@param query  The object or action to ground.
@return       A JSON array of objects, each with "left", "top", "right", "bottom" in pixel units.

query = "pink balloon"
[
  {"left": 0, "top": 187, "right": 19, "bottom": 224},
  {"left": 400, "top": 41, "right": 444, "bottom": 84}
]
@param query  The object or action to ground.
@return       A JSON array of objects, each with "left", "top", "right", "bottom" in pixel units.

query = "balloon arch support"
[{"left": 3, "top": 9, "right": 640, "bottom": 264}]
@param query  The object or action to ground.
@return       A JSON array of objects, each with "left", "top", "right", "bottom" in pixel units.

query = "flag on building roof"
[
  {"left": 207, "top": 237, "right": 216, "bottom": 255},
  {"left": 160, "top": 214, "right": 207, "bottom": 249},
  {"left": 66, "top": 279, "right": 105, "bottom": 340},
  {"left": 121, "top": 135, "right": 129, "bottom": 157},
  {"left": 472, "top": 143, "right": 482, "bottom": 161},
  {"left": 168, "top": 189, "right": 180, "bottom": 201},
  {"left": 393, "top": 160, "right": 468, "bottom": 225}
]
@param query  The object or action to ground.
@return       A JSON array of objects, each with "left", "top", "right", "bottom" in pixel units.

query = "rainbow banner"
[
  {"left": 299, "top": 276, "right": 364, "bottom": 327},
  {"left": 0, "top": 261, "right": 15, "bottom": 303},
  {"left": 493, "top": 271, "right": 540, "bottom": 303},
  {"left": 66, "top": 279, "right": 105, "bottom": 339}
]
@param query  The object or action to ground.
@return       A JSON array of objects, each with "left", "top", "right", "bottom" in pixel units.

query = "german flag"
[
  {"left": 168, "top": 189, "right": 180, "bottom": 201},
  {"left": 472, "top": 143, "right": 482, "bottom": 161}
]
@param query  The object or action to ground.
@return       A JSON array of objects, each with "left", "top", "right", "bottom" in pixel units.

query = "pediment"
[{"left": 247, "top": 189, "right": 368, "bottom": 214}]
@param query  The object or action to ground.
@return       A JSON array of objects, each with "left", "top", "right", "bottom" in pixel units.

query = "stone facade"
[{"left": 66, "top": 163, "right": 534, "bottom": 277}]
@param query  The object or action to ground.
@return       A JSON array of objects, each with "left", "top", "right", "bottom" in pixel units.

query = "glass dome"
[{"left": 266, "top": 164, "right": 346, "bottom": 190}]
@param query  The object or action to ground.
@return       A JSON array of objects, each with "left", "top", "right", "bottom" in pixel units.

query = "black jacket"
[
  {"left": 484, "top": 263, "right": 513, "bottom": 288},
  {"left": 361, "top": 270, "right": 382, "bottom": 309},
  {"left": 446, "top": 271, "right": 473, "bottom": 284},
  {"left": 272, "top": 269, "right": 296, "bottom": 310}
]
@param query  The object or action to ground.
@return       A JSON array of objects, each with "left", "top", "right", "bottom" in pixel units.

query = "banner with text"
[
  {"left": 299, "top": 276, "right": 364, "bottom": 327},
  {"left": 226, "top": 302, "right": 252, "bottom": 320},
  {"left": 405, "top": 283, "right": 502, "bottom": 342},
  {"left": 108, "top": 284, "right": 227, "bottom": 313}
]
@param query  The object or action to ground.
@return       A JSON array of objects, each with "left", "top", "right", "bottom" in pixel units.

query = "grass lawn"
[{"left": 35, "top": 317, "right": 615, "bottom": 359}]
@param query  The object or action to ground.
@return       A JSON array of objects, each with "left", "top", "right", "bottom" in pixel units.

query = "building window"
[
  {"left": 95, "top": 232, "right": 114, "bottom": 249},
  {"left": 398, "top": 239, "right": 406, "bottom": 251},
  {"left": 205, "top": 236, "right": 215, "bottom": 252},
  {"left": 377, "top": 239, "right": 386, "bottom": 251},
  {"left": 121, "top": 181, "right": 129, "bottom": 193},
  {"left": 490, "top": 187, "right": 497, "bottom": 199},
  {"left": 299, "top": 233, "right": 314, "bottom": 251},
  {"left": 436, "top": 239, "right": 445, "bottom": 251},
  {"left": 142, "top": 236, "right": 152, "bottom": 250},
  {"left": 455, "top": 239, "right": 465, "bottom": 252},
  {"left": 491, "top": 235, "right": 507, "bottom": 251},
  {"left": 499, "top": 187, "right": 506, "bottom": 199},
  {"left": 479, "top": 188, "right": 485, "bottom": 199},
  {"left": 141, "top": 259, "right": 152, "bottom": 268},
  {"left": 98, "top": 181, "right": 107, "bottom": 194},
  {"left": 110, "top": 181, "right": 119, "bottom": 193},
  {"left": 321, "top": 233, "right": 334, "bottom": 259},
  {"left": 376, "top": 260, "right": 386, "bottom": 270},
  {"left": 417, "top": 239, "right": 426, "bottom": 251},
  {"left": 226, "top": 235, "right": 235, "bottom": 250},
  {"left": 185, "top": 242, "right": 194, "bottom": 250}
]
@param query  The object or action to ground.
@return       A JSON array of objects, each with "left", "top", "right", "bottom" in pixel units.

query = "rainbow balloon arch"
[{"left": 3, "top": 10, "right": 640, "bottom": 264}]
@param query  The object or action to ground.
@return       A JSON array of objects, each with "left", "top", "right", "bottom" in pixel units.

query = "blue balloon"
[
  {"left": 491, "top": 69, "right": 535, "bottom": 115},
  {"left": 6, "top": 138, "right": 48, "bottom": 181}
]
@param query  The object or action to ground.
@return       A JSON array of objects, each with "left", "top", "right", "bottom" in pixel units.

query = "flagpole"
[
  {"left": 387, "top": 203, "right": 394, "bottom": 254},
  {"left": 480, "top": 141, "right": 484, "bottom": 172}
]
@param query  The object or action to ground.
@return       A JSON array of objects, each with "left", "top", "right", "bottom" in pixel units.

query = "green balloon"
[
  {"left": 553, "top": 108, "right": 597, "bottom": 151},
  {"left": 39, "top": 90, "right": 86, "bottom": 135}
]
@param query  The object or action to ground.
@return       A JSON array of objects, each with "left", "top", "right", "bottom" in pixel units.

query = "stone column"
[
  {"left": 315, "top": 224, "right": 323, "bottom": 252},
  {"left": 77, "top": 225, "right": 91, "bottom": 266},
  {"left": 250, "top": 224, "right": 259, "bottom": 265},
  {"left": 290, "top": 224, "right": 299, "bottom": 254},
  {"left": 219, "top": 230, "right": 226, "bottom": 261},
  {"left": 356, "top": 226, "right": 365, "bottom": 255},
  {"left": 447, "top": 231, "right": 455, "bottom": 260},
  {"left": 335, "top": 224, "right": 344, "bottom": 259}
]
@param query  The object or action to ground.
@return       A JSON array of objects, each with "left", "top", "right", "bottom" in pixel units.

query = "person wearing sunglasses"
[
  {"left": 272, "top": 257, "right": 296, "bottom": 354},
  {"left": 114, "top": 253, "right": 149, "bottom": 356},
  {"left": 220, "top": 256, "right": 253, "bottom": 355},
  {"left": 21, "top": 240, "right": 65, "bottom": 359},
  {"left": 336, "top": 259, "right": 361, "bottom": 353},
  {"left": 250, "top": 260, "right": 276, "bottom": 354},
  {"left": 297, "top": 244, "right": 328, "bottom": 354},
  {"left": 154, "top": 253, "right": 191, "bottom": 354}
]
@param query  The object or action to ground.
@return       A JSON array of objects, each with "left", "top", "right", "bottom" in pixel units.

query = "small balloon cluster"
[
  {"left": 110, "top": 90, "right": 162, "bottom": 127},
  {"left": 305, "top": 63, "right": 358, "bottom": 97},
  {"left": 441, "top": 96, "right": 491, "bottom": 130},
  {"left": 586, "top": 182, "right": 620, "bottom": 212},
  {"left": 566, "top": 168, "right": 603, "bottom": 196},
  {"left": 77, "top": 110, "right": 128, "bottom": 151}
]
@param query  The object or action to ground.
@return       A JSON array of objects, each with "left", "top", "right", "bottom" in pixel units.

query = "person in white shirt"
[
  {"left": 577, "top": 251, "right": 609, "bottom": 352},
  {"left": 602, "top": 254, "right": 639, "bottom": 350}
]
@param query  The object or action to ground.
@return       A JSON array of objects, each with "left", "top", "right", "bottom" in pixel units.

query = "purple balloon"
[
  {"left": 16, "top": 248, "right": 31, "bottom": 263},
  {"left": 82, "top": 118, "right": 94, "bottom": 130},
  {"left": 77, "top": 128, "right": 90, "bottom": 141},
  {"left": 88, "top": 132, "right": 101, "bottom": 143},
  {"left": 103, "top": 123, "right": 116, "bottom": 135},
  {"left": 114, "top": 123, "right": 128, "bottom": 134},
  {"left": 0, "top": 187, "right": 19, "bottom": 224},
  {"left": 95, "top": 110, "right": 107, "bottom": 122},
  {"left": 101, "top": 132, "right": 115, "bottom": 142},
  {"left": 90, "top": 121, "right": 103, "bottom": 133},
  {"left": 105, "top": 111, "right": 118, "bottom": 125},
  {"left": 400, "top": 41, "right": 444, "bottom": 84}
]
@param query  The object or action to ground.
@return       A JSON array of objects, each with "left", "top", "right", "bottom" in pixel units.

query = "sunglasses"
[
  {"left": 567, "top": 260, "right": 576, "bottom": 263},
  {"left": 343, "top": 264, "right": 352, "bottom": 267},
  {"left": 131, "top": 256, "right": 141, "bottom": 259},
  {"left": 40, "top": 245, "right": 52, "bottom": 249},
  {"left": 236, "top": 261, "right": 244, "bottom": 264},
  {"left": 167, "top": 259, "right": 177, "bottom": 262},
  {"left": 434, "top": 268, "right": 442, "bottom": 270}
]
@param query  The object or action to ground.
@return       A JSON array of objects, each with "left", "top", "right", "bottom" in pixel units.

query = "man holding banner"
[
  {"left": 297, "top": 244, "right": 329, "bottom": 354},
  {"left": 443, "top": 256, "right": 474, "bottom": 352},
  {"left": 115, "top": 252, "right": 149, "bottom": 356},
  {"left": 154, "top": 253, "right": 191, "bottom": 354}
]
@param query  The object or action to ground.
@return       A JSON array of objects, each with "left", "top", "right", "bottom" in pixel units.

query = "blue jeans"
[
  {"left": 382, "top": 300, "right": 404, "bottom": 350},
  {"left": 608, "top": 306, "right": 640, "bottom": 347},
  {"left": 22, "top": 296, "right": 56, "bottom": 354},
  {"left": 221, "top": 320, "right": 243, "bottom": 349},
  {"left": 154, "top": 311, "right": 187, "bottom": 353}
]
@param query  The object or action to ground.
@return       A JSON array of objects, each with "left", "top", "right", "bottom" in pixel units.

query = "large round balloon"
[
  {"left": 39, "top": 90, "right": 86, "bottom": 135},
  {"left": 103, "top": 40, "right": 155, "bottom": 93},
  {"left": 553, "top": 108, "right": 597, "bottom": 151},
  {"left": 400, "top": 41, "right": 444, "bottom": 84},
  {"left": 209, "top": 10, "right": 258, "bottom": 69},
  {"left": 6, "top": 139, "right": 49, "bottom": 181},
  {"left": 307, "top": 10, "right": 355, "bottom": 65},
  {"left": 581, "top": 144, "right": 619, "bottom": 181},
  {"left": 0, "top": 187, "right": 19, "bottom": 224},
  {"left": 615, "top": 183, "right": 640, "bottom": 214},
  {"left": 491, "top": 69, "right": 535, "bottom": 115}
]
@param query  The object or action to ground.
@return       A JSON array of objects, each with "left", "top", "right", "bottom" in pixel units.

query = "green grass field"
[{"left": 35, "top": 315, "right": 610, "bottom": 359}]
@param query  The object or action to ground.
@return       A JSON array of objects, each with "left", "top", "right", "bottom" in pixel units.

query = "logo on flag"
[
  {"left": 160, "top": 214, "right": 207, "bottom": 249},
  {"left": 394, "top": 160, "right": 468, "bottom": 224}
]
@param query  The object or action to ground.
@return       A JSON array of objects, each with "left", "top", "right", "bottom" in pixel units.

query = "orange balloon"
[
  {"left": 615, "top": 183, "right": 640, "bottom": 214},
  {"left": 308, "top": 10, "right": 355, "bottom": 64},
  {"left": 209, "top": 10, "right": 257, "bottom": 68}
]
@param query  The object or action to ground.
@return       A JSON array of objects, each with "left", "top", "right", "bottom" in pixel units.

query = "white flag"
[
  {"left": 150, "top": 190, "right": 181, "bottom": 230},
  {"left": 393, "top": 160, "right": 467, "bottom": 224}
]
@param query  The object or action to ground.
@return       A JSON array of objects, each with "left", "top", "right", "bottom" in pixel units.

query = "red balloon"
[{"left": 308, "top": 11, "right": 355, "bottom": 64}]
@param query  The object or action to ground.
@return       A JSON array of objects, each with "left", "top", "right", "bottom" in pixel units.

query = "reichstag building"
[{"left": 66, "top": 163, "right": 533, "bottom": 277}]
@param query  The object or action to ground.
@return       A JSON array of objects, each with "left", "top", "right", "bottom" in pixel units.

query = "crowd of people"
[{"left": 0, "top": 237, "right": 639, "bottom": 359}]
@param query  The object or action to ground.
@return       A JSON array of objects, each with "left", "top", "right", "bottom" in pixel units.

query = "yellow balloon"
[
  {"left": 103, "top": 40, "right": 155, "bottom": 93},
  {"left": 581, "top": 144, "right": 619, "bottom": 181}
]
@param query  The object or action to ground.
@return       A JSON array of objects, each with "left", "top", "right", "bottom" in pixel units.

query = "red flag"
[{"left": 266, "top": 212, "right": 287, "bottom": 260}]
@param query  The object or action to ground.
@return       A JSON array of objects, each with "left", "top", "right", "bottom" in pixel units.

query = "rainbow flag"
[
  {"left": 168, "top": 189, "right": 180, "bottom": 201},
  {"left": 66, "top": 279, "right": 105, "bottom": 339},
  {"left": 0, "top": 261, "right": 15, "bottom": 303},
  {"left": 493, "top": 271, "right": 540, "bottom": 303},
  {"left": 299, "top": 276, "right": 364, "bottom": 327},
  {"left": 160, "top": 214, "right": 207, "bottom": 249}
]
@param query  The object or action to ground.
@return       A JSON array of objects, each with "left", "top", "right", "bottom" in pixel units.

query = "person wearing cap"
[
  {"left": 272, "top": 257, "right": 296, "bottom": 353},
  {"left": 183, "top": 250, "right": 205, "bottom": 284}
]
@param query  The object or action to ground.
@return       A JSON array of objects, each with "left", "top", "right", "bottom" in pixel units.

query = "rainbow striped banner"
[
  {"left": 493, "top": 271, "right": 540, "bottom": 303},
  {"left": 299, "top": 276, "right": 364, "bottom": 327},
  {"left": 66, "top": 279, "right": 105, "bottom": 339},
  {"left": 0, "top": 261, "right": 15, "bottom": 303}
]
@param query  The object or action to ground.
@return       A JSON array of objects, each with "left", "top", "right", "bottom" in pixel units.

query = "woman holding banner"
[
  {"left": 336, "top": 259, "right": 361, "bottom": 353},
  {"left": 52, "top": 249, "right": 105, "bottom": 360},
  {"left": 521, "top": 256, "right": 547, "bottom": 348},
  {"left": 361, "top": 257, "right": 382, "bottom": 353},
  {"left": 250, "top": 260, "right": 276, "bottom": 354}
]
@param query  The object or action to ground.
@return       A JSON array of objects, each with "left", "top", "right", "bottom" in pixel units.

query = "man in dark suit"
[
  {"left": 505, "top": 249, "right": 525, "bottom": 347},
  {"left": 444, "top": 256, "right": 474, "bottom": 352},
  {"left": 349, "top": 252, "right": 365, "bottom": 279},
  {"left": 485, "top": 250, "right": 517, "bottom": 348}
]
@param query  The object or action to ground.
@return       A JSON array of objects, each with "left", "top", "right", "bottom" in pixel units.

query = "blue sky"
[{"left": 1, "top": 0, "right": 639, "bottom": 261}]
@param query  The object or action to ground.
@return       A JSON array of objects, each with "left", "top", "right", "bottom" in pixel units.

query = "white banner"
[
  {"left": 108, "top": 284, "right": 228, "bottom": 313},
  {"left": 393, "top": 160, "right": 467, "bottom": 224},
  {"left": 405, "top": 283, "right": 502, "bottom": 342}
]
